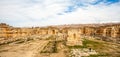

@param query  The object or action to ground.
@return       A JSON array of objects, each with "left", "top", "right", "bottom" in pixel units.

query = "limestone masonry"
[{"left": 0, "top": 23, "right": 120, "bottom": 46}]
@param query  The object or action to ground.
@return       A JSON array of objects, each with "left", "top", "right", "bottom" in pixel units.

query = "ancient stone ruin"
[{"left": 0, "top": 23, "right": 120, "bottom": 46}]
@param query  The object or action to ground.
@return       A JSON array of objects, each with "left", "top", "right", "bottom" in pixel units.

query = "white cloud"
[
  {"left": 45, "top": 2, "right": 120, "bottom": 24},
  {"left": 0, "top": 0, "right": 120, "bottom": 27}
]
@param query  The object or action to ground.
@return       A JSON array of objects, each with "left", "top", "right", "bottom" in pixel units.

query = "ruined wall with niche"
[{"left": 66, "top": 28, "right": 82, "bottom": 46}]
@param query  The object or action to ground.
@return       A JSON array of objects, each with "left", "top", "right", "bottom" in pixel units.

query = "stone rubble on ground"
[{"left": 69, "top": 48, "right": 97, "bottom": 57}]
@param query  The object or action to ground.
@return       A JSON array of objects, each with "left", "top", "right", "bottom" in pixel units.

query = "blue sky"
[{"left": 0, "top": 0, "right": 120, "bottom": 27}]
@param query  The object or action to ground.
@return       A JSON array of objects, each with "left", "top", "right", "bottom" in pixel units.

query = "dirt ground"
[
  {"left": 0, "top": 40, "right": 48, "bottom": 57},
  {"left": 35, "top": 41, "right": 67, "bottom": 57}
]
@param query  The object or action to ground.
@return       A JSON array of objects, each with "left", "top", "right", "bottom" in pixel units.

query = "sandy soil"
[{"left": 0, "top": 40, "right": 48, "bottom": 57}]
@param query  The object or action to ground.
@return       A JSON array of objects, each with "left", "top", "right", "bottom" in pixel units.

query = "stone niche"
[
  {"left": 111, "top": 26, "right": 120, "bottom": 38},
  {"left": 66, "top": 28, "right": 82, "bottom": 46}
]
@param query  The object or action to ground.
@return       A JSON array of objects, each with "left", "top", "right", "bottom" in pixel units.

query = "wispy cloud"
[{"left": 0, "top": 0, "right": 120, "bottom": 27}]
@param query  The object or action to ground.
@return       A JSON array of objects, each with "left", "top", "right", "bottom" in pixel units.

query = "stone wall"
[
  {"left": 0, "top": 23, "right": 13, "bottom": 38},
  {"left": 0, "top": 23, "right": 120, "bottom": 45}
]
